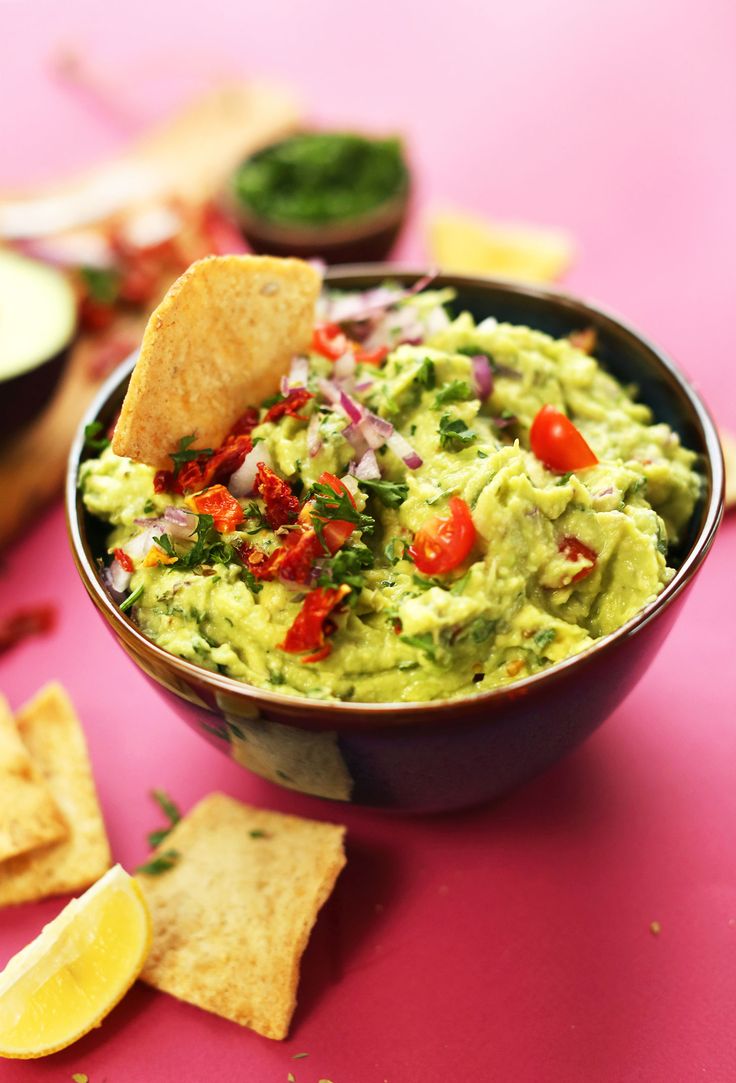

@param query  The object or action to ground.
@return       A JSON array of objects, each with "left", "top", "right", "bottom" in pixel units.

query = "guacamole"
[{"left": 80, "top": 285, "right": 701, "bottom": 703}]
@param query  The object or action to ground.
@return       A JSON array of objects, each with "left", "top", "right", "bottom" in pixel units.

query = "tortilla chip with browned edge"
[
  {"left": 0, "top": 693, "right": 67, "bottom": 863},
  {"left": 137, "top": 792, "right": 346, "bottom": 1040},
  {"left": 112, "top": 254, "right": 321, "bottom": 468},
  {"left": 721, "top": 429, "right": 736, "bottom": 510},
  {"left": 0, "top": 683, "right": 111, "bottom": 907}
]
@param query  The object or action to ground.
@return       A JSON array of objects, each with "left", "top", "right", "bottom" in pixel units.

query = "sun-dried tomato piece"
[
  {"left": 0, "top": 604, "right": 56, "bottom": 656},
  {"left": 190, "top": 484, "right": 244, "bottom": 533},
  {"left": 228, "top": 408, "right": 260, "bottom": 438},
  {"left": 263, "top": 389, "right": 314, "bottom": 423},
  {"left": 254, "top": 463, "right": 300, "bottom": 529},
  {"left": 113, "top": 548, "right": 134, "bottom": 573},
  {"left": 155, "top": 432, "right": 253, "bottom": 495},
  {"left": 278, "top": 585, "right": 350, "bottom": 655}
]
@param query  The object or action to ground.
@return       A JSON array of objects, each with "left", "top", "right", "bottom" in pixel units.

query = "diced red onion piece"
[
  {"left": 107, "top": 558, "right": 132, "bottom": 594},
  {"left": 164, "top": 507, "right": 198, "bottom": 536},
  {"left": 307, "top": 412, "right": 322, "bottom": 458},
  {"left": 354, "top": 449, "right": 381, "bottom": 480},
  {"left": 338, "top": 388, "right": 363, "bottom": 424},
  {"left": 354, "top": 377, "right": 375, "bottom": 392},
  {"left": 387, "top": 430, "right": 423, "bottom": 469},
  {"left": 363, "top": 410, "right": 393, "bottom": 438},
  {"left": 228, "top": 444, "right": 273, "bottom": 497},
  {"left": 318, "top": 377, "right": 341, "bottom": 405},
  {"left": 472, "top": 354, "right": 494, "bottom": 399},
  {"left": 342, "top": 422, "right": 370, "bottom": 458},
  {"left": 123, "top": 527, "right": 159, "bottom": 562}
]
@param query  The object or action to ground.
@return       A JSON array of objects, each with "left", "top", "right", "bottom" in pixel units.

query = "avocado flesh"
[{"left": 0, "top": 249, "right": 77, "bottom": 382}]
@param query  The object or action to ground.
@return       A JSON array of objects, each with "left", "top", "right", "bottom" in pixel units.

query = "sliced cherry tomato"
[
  {"left": 254, "top": 463, "right": 300, "bottom": 529},
  {"left": 312, "top": 323, "right": 349, "bottom": 360},
  {"left": 559, "top": 536, "right": 597, "bottom": 583},
  {"left": 191, "top": 484, "right": 244, "bottom": 533},
  {"left": 409, "top": 496, "right": 476, "bottom": 575},
  {"left": 530, "top": 404, "right": 598, "bottom": 473},
  {"left": 264, "top": 388, "right": 314, "bottom": 423},
  {"left": 279, "top": 585, "right": 350, "bottom": 655},
  {"left": 298, "top": 471, "right": 357, "bottom": 554}
]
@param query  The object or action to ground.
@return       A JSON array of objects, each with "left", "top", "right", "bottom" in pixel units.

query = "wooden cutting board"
[{"left": 0, "top": 82, "right": 300, "bottom": 551}]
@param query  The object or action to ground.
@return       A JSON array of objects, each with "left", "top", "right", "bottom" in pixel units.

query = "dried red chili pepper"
[
  {"left": 254, "top": 463, "right": 300, "bottom": 529},
  {"left": 263, "top": 389, "right": 314, "bottom": 423},
  {"left": 0, "top": 605, "right": 56, "bottom": 656},
  {"left": 278, "top": 585, "right": 350, "bottom": 656}
]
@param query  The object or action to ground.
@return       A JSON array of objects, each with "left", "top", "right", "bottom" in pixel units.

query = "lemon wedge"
[
  {"left": 427, "top": 208, "right": 574, "bottom": 283},
  {"left": 0, "top": 864, "right": 151, "bottom": 1059}
]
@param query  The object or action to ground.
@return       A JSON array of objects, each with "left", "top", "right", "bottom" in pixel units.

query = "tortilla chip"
[
  {"left": 112, "top": 254, "right": 321, "bottom": 468},
  {"left": 0, "top": 683, "right": 111, "bottom": 907},
  {"left": 137, "top": 792, "right": 346, "bottom": 1039},
  {"left": 720, "top": 429, "right": 736, "bottom": 510},
  {"left": 0, "top": 693, "right": 67, "bottom": 863},
  {"left": 427, "top": 207, "right": 574, "bottom": 282}
]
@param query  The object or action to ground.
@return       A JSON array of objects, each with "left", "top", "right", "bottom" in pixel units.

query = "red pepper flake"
[
  {"left": 113, "top": 547, "right": 134, "bottom": 573},
  {"left": 190, "top": 484, "right": 244, "bottom": 533},
  {"left": 279, "top": 585, "right": 350, "bottom": 657},
  {"left": 559, "top": 536, "right": 597, "bottom": 583},
  {"left": 263, "top": 388, "right": 314, "bottom": 423},
  {"left": 254, "top": 463, "right": 300, "bottom": 529},
  {"left": 0, "top": 604, "right": 56, "bottom": 656}
]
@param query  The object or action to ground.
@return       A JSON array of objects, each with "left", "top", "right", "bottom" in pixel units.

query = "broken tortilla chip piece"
[
  {"left": 136, "top": 792, "right": 346, "bottom": 1040},
  {"left": 0, "top": 693, "right": 67, "bottom": 864},
  {"left": 0, "top": 684, "right": 111, "bottom": 907},
  {"left": 112, "top": 254, "right": 321, "bottom": 468},
  {"left": 427, "top": 207, "right": 574, "bottom": 282},
  {"left": 720, "top": 429, "right": 736, "bottom": 510}
]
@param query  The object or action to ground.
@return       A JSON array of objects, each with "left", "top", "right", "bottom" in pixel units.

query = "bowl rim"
[{"left": 66, "top": 266, "right": 725, "bottom": 725}]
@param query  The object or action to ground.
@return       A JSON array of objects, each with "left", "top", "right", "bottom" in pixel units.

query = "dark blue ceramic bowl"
[{"left": 66, "top": 268, "right": 724, "bottom": 812}]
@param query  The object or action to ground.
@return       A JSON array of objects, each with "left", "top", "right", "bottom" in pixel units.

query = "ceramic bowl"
[{"left": 66, "top": 268, "right": 724, "bottom": 812}]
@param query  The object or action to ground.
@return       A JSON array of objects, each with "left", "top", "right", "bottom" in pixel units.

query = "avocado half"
[{"left": 0, "top": 248, "right": 78, "bottom": 442}]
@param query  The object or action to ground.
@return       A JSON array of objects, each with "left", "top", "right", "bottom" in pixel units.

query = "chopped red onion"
[
  {"left": 318, "top": 377, "right": 341, "bottom": 405},
  {"left": 363, "top": 410, "right": 393, "bottom": 438},
  {"left": 387, "top": 430, "right": 423, "bottom": 469},
  {"left": 228, "top": 444, "right": 272, "bottom": 497},
  {"left": 107, "top": 558, "right": 132, "bottom": 595},
  {"left": 123, "top": 526, "right": 159, "bottom": 562},
  {"left": 353, "top": 449, "right": 381, "bottom": 480},
  {"left": 164, "top": 507, "right": 198, "bottom": 535},
  {"left": 342, "top": 421, "right": 370, "bottom": 458},
  {"left": 16, "top": 229, "right": 116, "bottom": 269},
  {"left": 333, "top": 352, "right": 357, "bottom": 383},
  {"left": 281, "top": 354, "right": 309, "bottom": 396},
  {"left": 471, "top": 354, "right": 494, "bottom": 399},
  {"left": 354, "top": 377, "right": 375, "bottom": 392},
  {"left": 338, "top": 388, "right": 363, "bottom": 424}
]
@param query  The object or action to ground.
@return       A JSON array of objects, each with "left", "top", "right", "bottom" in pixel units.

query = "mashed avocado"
[{"left": 80, "top": 289, "right": 701, "bottom": 703}]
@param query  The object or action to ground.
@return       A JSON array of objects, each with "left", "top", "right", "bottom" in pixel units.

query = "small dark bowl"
[
  {"left": 66, "top": 269, "right": 724, "bottom": 812},
  {"left": 0, "top": 346, "right": 69, "bottom": 445}
]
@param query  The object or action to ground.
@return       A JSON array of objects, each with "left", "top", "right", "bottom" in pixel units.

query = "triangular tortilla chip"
[
  {"left": 112, "top": 254, "right": 321, "bottom": 468},
  {"left": 0, "top": 693, "right": 67, "bottom": 863},
  {"left": 720, "top": 429, "right": 736, "bottom": 510},
  {"left": 0, "top": 683, "right": 111, "bottom": 907},
  {"left": 137, "top": 792, "right": 346, "bottom": 1040}
]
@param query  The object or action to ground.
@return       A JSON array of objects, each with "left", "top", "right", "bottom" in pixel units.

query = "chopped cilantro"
[
  {"left": 433, "top": 379, "right": 471, "bottom": 408},
  {"left": 242, "top": 568, "right": 264, "bottom": 594},
  {"left": 146, "top": 788, "right": 181, "bottom": 848},
  {"left": 415, "top": 356, "right": 436, "bottom": 389},
  {"left": 243, "top": 501, "right": 268, "bottom": 534},
  {"left": 170, "top": 434, "right": 213, "bottom": 476},
  {"left": 412, "top": 573, "right": 444, "bottom": 592},
  {"left": 80, "top": 265, "right": 119, "bottom": 304},
  {"left": 557, "top": 472, "right": 573, "bottom": 486},
  {"left": 399, "top": 632, "right": 437, "bottom": 660},
  {"left": 476, "top": 449, "right": 489, "bottom": 459},
  {"left": 174, "top": 514, "right": 239, "bottom": 570},
  {"left": 534, "top": 628, "right": 557, "bottom": 650},
  {"left": 317, "top": 544, "right": 374, "bottom": 592},
  {"left": 152, "top": 533, "right": 176, "bottom": 558},
  {"left": 357, "top": 478, "right": 409, "bottom": 508},
  {"left": 398, "top": 660, "right": 419, "bottom": 671},
  {"left": 143, "top": 498, "right": 156, "bottom": 514},
  {"left": 262, "top": 391, "right": 284, "bottom": 409},
  {"left": 119, "top": 584, "right": 144, "bottom": 613},
  {"left": 308, "top": 482, "right": 375, "bottom": 552},
  {"left": 83, "top": 420, "right": 110, "bottom": 453},
  {"left": 384, "top": 537, "right": 412, "bottom": 565},
  {"left": 249, "top": 829, "right": 269, "bottom": 839},
  {"left": 136, "top": 849, "right": 180, "bottom": 875},
  {"left": 467, "top": 617, "right": 497, "bottom": 643},
  {"left": 438, "top": 413, "right": 477, "bottom": 450}
]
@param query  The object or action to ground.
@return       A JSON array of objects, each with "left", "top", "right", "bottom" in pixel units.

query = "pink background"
[{"left": 1, "top": 2, "right": 735, "bottom": 1081}]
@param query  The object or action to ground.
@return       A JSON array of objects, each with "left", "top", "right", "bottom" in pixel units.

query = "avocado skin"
[{"left": 0, "top": 344, "right": 69, "bottom": 445}]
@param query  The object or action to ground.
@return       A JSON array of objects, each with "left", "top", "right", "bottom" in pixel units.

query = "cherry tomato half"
[
  {"left": 312, "top": 323, "right": 349, "bottom": 360},
  {"left": 299, "top": 471, "right": 356, "bottom": 554},
  {"left": 530, "top": 404, "right": 598, "bottom": 473},
  {"left": 409, "top": 496, "right": 476, "bottom": 575}
]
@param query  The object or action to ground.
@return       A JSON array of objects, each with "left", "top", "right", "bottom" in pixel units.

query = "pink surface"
[{"left": 1, "top": 3, "right": 735, "bottom": 1081}]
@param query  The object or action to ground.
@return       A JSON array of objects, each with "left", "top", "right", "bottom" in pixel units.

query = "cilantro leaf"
[
  {"left": 146, "top": 788, "right": 182, "bottom": 848},
  {"left": 174, "top": 513, "right": 239, "bottom": 570},
  {"left": 399, "top": 632, "right": 437, "bottom": 660},
  {"left": 357, "top": 478, "right": 409, "bottom": 508},
  {"left": 307, "top": 482, "right": 375, "bottom": 551},
  {"left": 80, "top": 266, "right": 119, "bottom": 304},
  {"left": 433, "top": 379, "right": 471, "bottom": 408},
  {"left": 438, "top": 413, "right": 477, "bottom": 450},
  {"left": 317, "top": 544, "right": 374, "bottom": 592},
  {"left": 119, "top": 584, "right": 144, "bottom": 613},
  {"left": 170, "top": 434, "right": 213, "bottom": 477},
  {"left": 83, "top": 420, "right": 110, "bottom": 453},
  {"left": 415, "top": 357, "right": 436, "bottom": 389},
  {"left": 534, "top": 628, "right": 557, "bottom": 650},
  {"left": 136, "top": 849, "right": 180, "bottom": 875}
]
